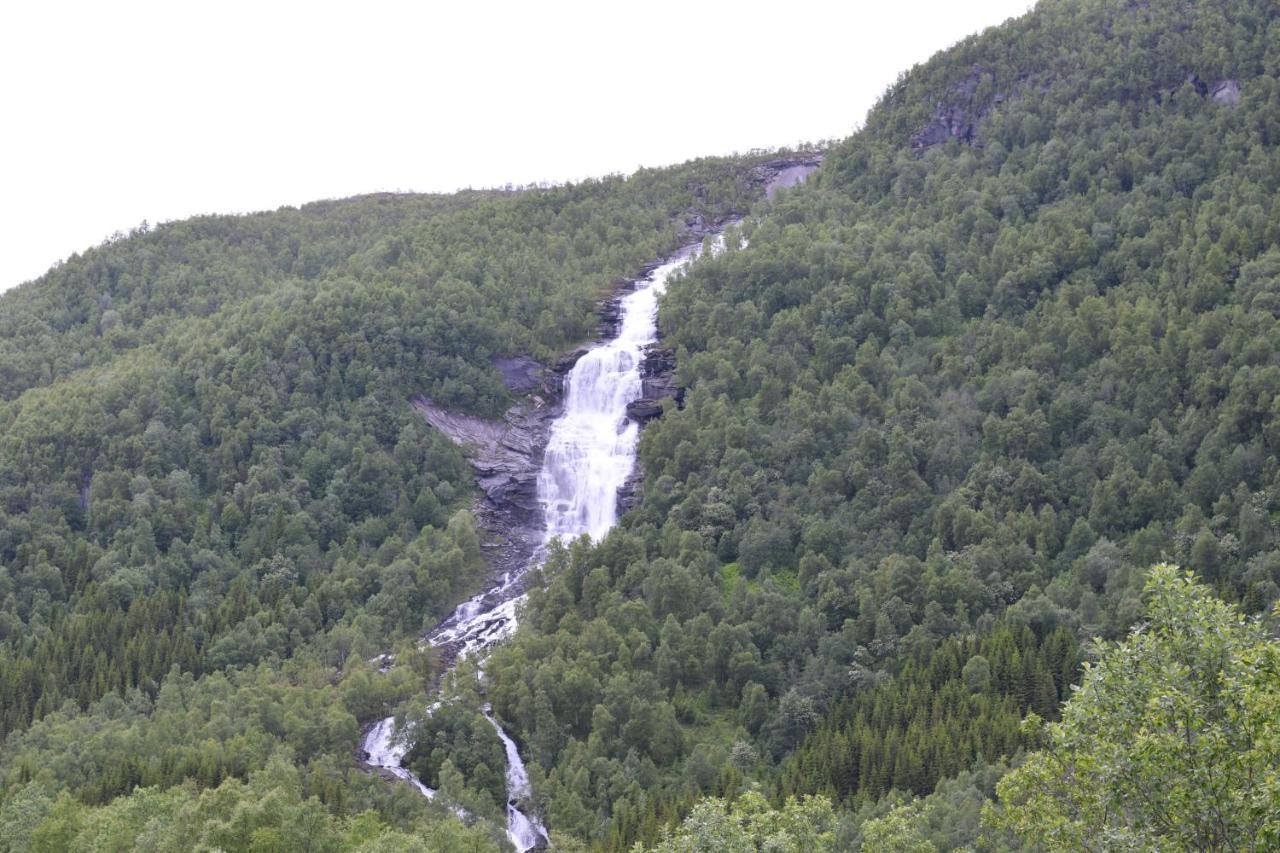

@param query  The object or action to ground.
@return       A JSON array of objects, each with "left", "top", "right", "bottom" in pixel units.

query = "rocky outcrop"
[
  {"left": 412, "top": 355, "right": 574, "bottom": 580},
  {"left": 413, "top": 398, "right": 547, "bottom": 526},
  {"left": 625, "top": 344, "right": 682, "bottom": 424},
  {"left": 674, "top": 157, "right": 823, "bottom": 244},
  {"left": 493, "top": 355, "right": 546, "bottom": 395},
  {"left": 763, "top": 160, "right": 821, "bottom": 200},
  {"left": 553, "top": 347, "right": 589, "bottom": 374},
  {"left": 617, "top": 470, "right": 644, "bottom": 515},
  {"left": 1211, "top": 78, "right": 1241, "bottom": 106},
  {"left": 751, "top": 157, "right": 823, "bottom": 203},
  {"left": 618, "top": 345, "right": 686, "bottom": 512},
  {"left": 599, "top": 297, "right": 623, "bottom": 338},
  {"left": 910, "top": 65, "right": 1011, "bottom": 154},
  {"left": 1167, "top": 74, "right": 1242, "bottom": 107}
]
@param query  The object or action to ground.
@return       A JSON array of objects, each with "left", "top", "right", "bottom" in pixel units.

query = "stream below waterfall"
[{"left": 361, "top": 236, "right": 717, "bottom": 852}]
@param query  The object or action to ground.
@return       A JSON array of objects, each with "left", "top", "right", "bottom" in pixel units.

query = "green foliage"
[
  {"left": 485, "top": 0, "right": 1280, "bottom": 846},
  {"left": 0, "top": 656, "right": 419, "bottom": 807},
  {"left": 0, "top": 755, "right": 504, "bottom": 852},
  {"left": 845, "top": 763, "right": 1024, "bottom": 852},
  {"left": 778, "top": 622, "right": 1077, "bottom": 805},
  {"left": 0, "top": 146, "right": 771, "bottom": 846},
  {"left": 5, "top": 0, "right": 1280, "bottom": 848},
  {"left": 859, "top": 801, "right": 938, "bottom": 853},
  {"left": 985, "top": 565, "right": 1280, "bottom": 850},
  {"left": 635, "top": 790, "right": 837, "bottom": 853},
  {"left": 403, "top": 702, "right": 507, "bottom": 817}
]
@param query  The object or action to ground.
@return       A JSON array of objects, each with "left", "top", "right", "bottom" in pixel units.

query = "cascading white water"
[
  {"left": 361, "top": 238, "right": 714, "bottom": 852},
  {"left": 484, "top": 704, "right": 544, "bottom": 851},
  {"left": 538, "top": 249, "right": 694, "bottom": 543},
  {"left": 362, "top": 717, "right": 437, "bottom": 799}
]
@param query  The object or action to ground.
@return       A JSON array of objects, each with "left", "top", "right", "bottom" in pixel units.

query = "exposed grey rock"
[
  {"left": 1211, "top": 78, "right": 1241, "bottom": 106},
  {"left": 677, "top": 213, "right": 729, "bottom": 245},
  {"left": 637, "top": 344, "right": 682, "bottom": 404},
  {"left": 412, "top": 380, "right": 561, "bottom": 582},
  {"left": 765, "top": 162, "right": 820, "bottom": 199},
  {"left": 754, "top": 157, "right": 823, "bottom": 201},
  {"left": 599, "top": 292, "right": 627, "bottom": 338},
  {"left": 911, "top": 66, "right": 988, "bottom": 153},
  {"left": 675, "top": 157, "right": 823, "bottom": 244},
  {"left": 625, "top": 399, "right": 665, "bottom": 421},
  {"left": 617, "top": 474, "right": 644, "bottom": 515},
  {"left": 617, "top": 344, "right": 686, "bottom": 514},
  {"left": 625, "top": 344, "right": 683, "bottom": 425},
  {"left": 1161, "top": 74, "right": 1241, "bottom": 107},
  {"left": 413, "top": 402, "right": 508, "bottom": 455},
  {"left": 908, "top": 65, "right": 1028, "bottom": 155},
  {"left": 493, "top": 355, "right": 547, "bottom": 395},
  {"left": 414, "top": 396, "right": 557, "bottom": 518},
  {"left": 554, "top": 347, "right": 589, "bottom": 374}
]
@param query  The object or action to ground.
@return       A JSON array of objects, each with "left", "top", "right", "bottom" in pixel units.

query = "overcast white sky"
[{"left": 0, "top": 0, "right": 1032, "bottom": 293}]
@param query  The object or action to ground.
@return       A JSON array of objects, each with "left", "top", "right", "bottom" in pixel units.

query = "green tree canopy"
[
  {"left": 986, "top": 564, "right": 1280, "bottom": 851},
  {"left": 636, "top": 791, "right": 837, "bottom": 853}
]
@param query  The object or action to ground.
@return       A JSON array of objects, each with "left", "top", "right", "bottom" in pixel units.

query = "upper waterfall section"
[{"left": 537, "top": 244, "right": 708, "bottom": 544}]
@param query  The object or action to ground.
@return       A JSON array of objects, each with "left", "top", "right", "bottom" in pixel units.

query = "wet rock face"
[
  {"left": 617, "top": 344, "right": 685, "bottom": 513},
  {"left": 411, "top": 356, "right": 566, "bottom": 581},
  {"left": 626, "top": 344, "right": 682, "bottom": 424}
]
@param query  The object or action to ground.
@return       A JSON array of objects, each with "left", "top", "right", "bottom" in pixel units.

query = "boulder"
[{"left": 626, "top": 398, "right": 664, "bottom": 421}]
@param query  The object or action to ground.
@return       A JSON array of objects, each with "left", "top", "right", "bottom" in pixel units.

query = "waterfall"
[
  {"left": 362, "top": 717, "right": 437, "bottom": 800},
  {"left": 539, "top": 248, "right": 695, "bottom": 543},
  {"left": 362, "top": 237, "right": 715, "bottom": 852},
  {"left": 484, "top": 704, "right": 545, "bottom": 852}
]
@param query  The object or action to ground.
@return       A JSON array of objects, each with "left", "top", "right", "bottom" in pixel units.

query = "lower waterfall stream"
[{"left": 362, "top": 238, "right": 716, "bottom": 851}]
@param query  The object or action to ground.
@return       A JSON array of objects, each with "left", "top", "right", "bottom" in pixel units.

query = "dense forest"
[
  {"left": 3, "top": 0, "right": 1280, "bottom": 850},
  {"left": 482, "top": 0, "right": 1280, "bottom": 848},
  {"left": 0, "top": 159, "right": 775, "bottom": 849}
]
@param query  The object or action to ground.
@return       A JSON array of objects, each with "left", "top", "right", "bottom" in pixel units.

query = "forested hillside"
[
  {"left": 481, "top": 0, "right": 1280, "bottom": 848},
  {"left": 3, "top": 0, "right": 1280, "bottom": 850},
  {"left": 0, "top": 158, "right": 773, "bottom": 849}
]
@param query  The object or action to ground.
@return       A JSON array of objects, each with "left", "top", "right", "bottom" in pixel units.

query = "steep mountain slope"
[
  {"left": 482, "top": 0, "right": 1280, "bottom": 847},
  {"left": 0, "top": 157, "right": 777, "bottom": 848},
  {"left": 3, "top": 0, "right": 1280, "bottom": 849}
]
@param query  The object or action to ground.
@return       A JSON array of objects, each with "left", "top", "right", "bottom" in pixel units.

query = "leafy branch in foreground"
[{"left": 985, "top": 563, "right": 1280, "bottom": 851}]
